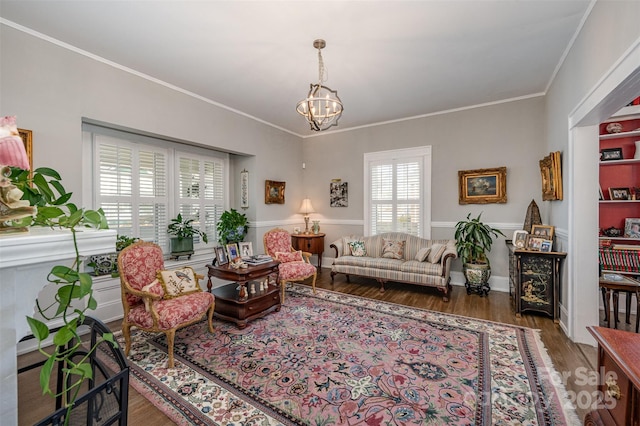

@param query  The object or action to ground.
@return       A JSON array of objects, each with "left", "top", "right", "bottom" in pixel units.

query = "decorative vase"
[
  {"left": 312, "top": 220, "right": 320, "bottom": 234},
  {"left": 634, "top": 140, "right": 640, "bottom": 160}
]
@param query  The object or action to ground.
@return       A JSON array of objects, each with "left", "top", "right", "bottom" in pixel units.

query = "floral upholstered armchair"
[
  {"left": 117, "top": 241, "right": 215, "bottom": 368},
  {"left": 263, "top": 228, "right": 317, "bottom": 303}
]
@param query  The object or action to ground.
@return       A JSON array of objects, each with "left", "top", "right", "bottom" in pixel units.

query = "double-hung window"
[
  {"left": 364, "top": 146, "right": 431, "bottom": 237},
  {"left": 84, "top": 123, "right": 227, "bottom": 253}
]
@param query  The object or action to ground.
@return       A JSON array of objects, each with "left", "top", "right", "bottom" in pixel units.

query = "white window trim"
[{"left": 363, "top": 146, "right": 432, "bottom": 238}]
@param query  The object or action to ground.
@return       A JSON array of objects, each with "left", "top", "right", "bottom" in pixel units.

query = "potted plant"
[
  {"left": 9, "top": 166, "right": 126, "bottom": 425},
  {"left": 216, "top": 208, "right": 249, "bottom": 244},
  {"left": 167, "top": 213, "right": 208, "bottom": 259},
  {"left": 454, "top": 212, "right": 505, "bottom": 295}
]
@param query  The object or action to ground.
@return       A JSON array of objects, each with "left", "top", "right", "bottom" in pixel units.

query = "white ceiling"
[{"left": 0, "top": 0, "right": 592, "bottom": 137}]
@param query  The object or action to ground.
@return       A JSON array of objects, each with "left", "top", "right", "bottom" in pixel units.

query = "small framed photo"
[
  {"left": 238, "top": 241, "right": 253, "bottom": 258},
  {"left": 512, "top": 230, "right": 529, "bottom": 249},
  {"left": 531, "top": 224, "right": 555, "bottom": 240},
  {"left": 540, "top": 239, "right": 553, "bottom": 253},
  {"left": 609, "top": 187, "right": 630, "bottom": 200},
  {"left": 599, "top": 185, "right": 604, "bottom": 201},
  {"left": 293, "top": 226, "right": 301, "bottom": 234},
  {"left": 624, "top": 218, "right": 640, "bottom": 238},
  {"left": 527, "top": 236, "right": 545, "bottom": 251},
  {"left": 600, "top": 147, "right": 623, "bottom": 161},
  {"left": 215, "top": 246, "right": 228, "bottom": 265},
  {"left": 226, "top": 243, "right": 240, "bottom": 260}
]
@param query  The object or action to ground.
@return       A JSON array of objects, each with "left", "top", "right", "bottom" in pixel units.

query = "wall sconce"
[{"left": 299, "top": 198, "right": 315, "bottom": 234}]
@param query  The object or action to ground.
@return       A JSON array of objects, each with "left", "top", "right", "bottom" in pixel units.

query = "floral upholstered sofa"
[{"left": 330, "top": 232, "right": 457, "bottom": 301}]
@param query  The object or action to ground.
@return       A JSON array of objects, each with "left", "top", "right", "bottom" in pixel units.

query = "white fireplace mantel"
[{"left": 0, "top": 227, "right": 116, "bottom": 425}]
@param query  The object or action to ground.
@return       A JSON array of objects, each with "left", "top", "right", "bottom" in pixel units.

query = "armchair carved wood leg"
[
  {"left": 310, "top": 273, "right": 317, "bottom": 294},
  {"left": 207, "top": 302, "right": 215, "bottom": 333},
  {"left": 166, "top": 329, "right": 176, "bottom": 368},
  {"left": 122, "top": 322, "right": 132, "bottom": 356}
]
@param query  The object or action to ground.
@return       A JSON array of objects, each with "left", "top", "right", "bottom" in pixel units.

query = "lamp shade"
[{"left": 299, "top": 198, "right": 315, "bottom": 215}]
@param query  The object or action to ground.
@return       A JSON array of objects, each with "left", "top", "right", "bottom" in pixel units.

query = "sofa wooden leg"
[
  {"left": 438, "top": 286, "right": 450, "bottom": 302},
  {"left": 330, "top": 271, "right": 336, "bottom": 282},
  {"left": 378, "top": 280, "right": 386, "bottom": 292}
]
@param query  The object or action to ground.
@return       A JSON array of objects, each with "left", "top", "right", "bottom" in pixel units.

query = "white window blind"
[
  {"left": 85, "top": 123, "right": 228, "bottom": 254},
  {"left": 364, "top": 146, "right": 431, "bottom": 237},
  {"left": 94, "top": 135, "right": 169, "bottom": 248},
  {"left": 176, "top": 153, "right": 225, "bottom": 248}
]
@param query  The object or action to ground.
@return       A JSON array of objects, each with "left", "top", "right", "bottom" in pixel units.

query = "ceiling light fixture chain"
[{"left": 296, "top": 39, "right": 343, "bottom": 132}]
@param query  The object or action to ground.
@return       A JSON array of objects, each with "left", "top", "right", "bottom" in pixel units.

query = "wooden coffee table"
[{"left": 206, "top": 260, "right": 281, "bottom": 328}]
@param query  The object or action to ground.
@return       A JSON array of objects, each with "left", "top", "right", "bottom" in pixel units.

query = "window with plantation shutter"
[
  {"left": 176, "top": 153, "right": 225, "bottom": 249},
  {"left": 93, "top": 135, "right": 169, "bottom": 249},
  {"left": 364, "top": 146, "right": 431, "bottom": 237},
  {"left": 84, "top": 123, "right": 228, "bottom": 255}
]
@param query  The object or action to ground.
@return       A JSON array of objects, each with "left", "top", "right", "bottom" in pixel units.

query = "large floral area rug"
[{"left": 120, "top": 285, "right": 580, "bottom": 425}]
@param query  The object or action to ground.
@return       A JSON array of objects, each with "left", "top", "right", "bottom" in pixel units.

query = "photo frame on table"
[
  {"left": 265, "top": 180, "right": 285, "bottom": 204},
  {"left": 226, "top": 243, "right": 240, "bottom": 260},
  {"left": 526, "top": 236, "right": 545, "bottom": 251},
  {"left": 531, "top": 224, "right": 555, "bottom": 240},
  {"left": 238, "top": 241, "right": 253, "bottom": 258},
  {"left": 600, "top": 148, "right": 623, "bottom": 161},
  {"left": 17, "top": 128, "right": 33, "bottom": 172},
  {"left": 624, "top": 218, "right": 640, "bottom": 238},
  {"left": 240, "top": 169, "right": 249, "bottom": 210},
  {"left": 539, "top": 239, "right": 553, "bottom": 253},
  {"left": 215, "top": 246, "right": 228, "bottom": 265},
  {"left": 512, "top": 230, "right": 529, "bottom": 249},
  {"left": 609, "top": 187, "right": 630, "bottom": 201},
  {"left": 458, "top": 167, "right": 507, "bottom": 204}
]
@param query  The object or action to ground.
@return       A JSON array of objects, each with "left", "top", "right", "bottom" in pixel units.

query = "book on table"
[{"left": 244, "top": 254, "right": 273, "bottom": 265}]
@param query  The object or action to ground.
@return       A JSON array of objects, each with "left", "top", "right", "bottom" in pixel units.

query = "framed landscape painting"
[{"left": 458, "top": 167, "right": 507, "bottom": 204}]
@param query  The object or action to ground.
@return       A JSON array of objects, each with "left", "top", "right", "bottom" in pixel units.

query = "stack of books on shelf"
[
  {"left": 599, "top": 246, "right": 640, "bottom": 273},
  {"left": 244, "top": 254, "right": 273, "bottom": 265}
]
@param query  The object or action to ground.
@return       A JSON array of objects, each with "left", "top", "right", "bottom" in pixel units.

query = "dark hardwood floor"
[{"left": 19, "top": 269, "right": 633, "bottom": 424}]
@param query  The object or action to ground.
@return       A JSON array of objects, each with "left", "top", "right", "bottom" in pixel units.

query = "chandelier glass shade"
[{"left": 296, "top": 39, "right": 343, "bottom": 131}]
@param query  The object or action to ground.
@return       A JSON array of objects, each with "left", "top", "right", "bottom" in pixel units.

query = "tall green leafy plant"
[
  {"left": 10, "top": 167, "right": 114, "bottom": 425},
  {"left": 454, "top": 212, "right": 505, "bottom": 265}
]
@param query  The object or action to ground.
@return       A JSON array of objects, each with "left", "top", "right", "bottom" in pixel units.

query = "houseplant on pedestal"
[
  {"left": 9, "top": 166, "right": 127, "bottom": 425},
  {"left": 167, "top": 213, "right": 208, "bottom": 259},
  {"left": 216, "top": 208, "right": 249, "bottom": 244},
  {"left": 454, "top": 212, "right": 505, "bottom": 296}
]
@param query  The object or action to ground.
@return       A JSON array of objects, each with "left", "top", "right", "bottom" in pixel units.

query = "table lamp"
[{"left": 299, "top": 198, "right": 315, "bottom": 234}]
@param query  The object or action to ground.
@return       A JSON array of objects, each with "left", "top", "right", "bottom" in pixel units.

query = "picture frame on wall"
[
  {"left": 17, "top": 128, "right": 33, "bottom": 172},
  {"left": 240, "top": 169, "right": 249, "bottom": 209},
  {"left": 330, "top": 180, "right": 348, "bottom": 207},
  {"left": 265, "top": 180, "right": 286, "bottom": 204},
  {"left": 458, "top": 167, "right": 507, "bottom": 204},
  {"left": 539, "top": 151, "right": 563, "bottom": 201}
]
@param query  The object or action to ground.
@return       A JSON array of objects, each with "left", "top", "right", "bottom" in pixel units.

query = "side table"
[
  {"left": 291, "top": 233, "right": 325, "bottom": 269},
  {"left": 599, "top": 273, "right": 640, "bottom": 333}
]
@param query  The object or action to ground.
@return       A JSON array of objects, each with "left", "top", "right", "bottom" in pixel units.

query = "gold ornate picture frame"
[
  {"left": 458, "top": 167, "right": 507, "bottom": 204},
  {"left": 18, "top": 128, "right": 33, "bottom": 172},
  {"left": 265, "top": 180, "right": 285, "bottom": 204},
  {"left": 539, "top": 151, "right": 563, "bottom": 201}
]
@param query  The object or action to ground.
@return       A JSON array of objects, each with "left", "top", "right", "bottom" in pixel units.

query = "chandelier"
[{"left": 296, "top": 39, "right": 344, "bottom": 131}]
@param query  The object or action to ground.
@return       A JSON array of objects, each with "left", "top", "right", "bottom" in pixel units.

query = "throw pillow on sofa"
[
  {"left": 428, "top": 243, "right": 447, "bottom": 263},
  {"left": 415, "top": 247, "right": 431, "bottom": 262},
  {"left": 349, "top": 240, "right": 367, "bottom": 257},
  {"left": 382, "top": 239, "right": 405, "bottom": 260},
  {"left": 342, "top": 235, "right": 362, "bottom": 255}
]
